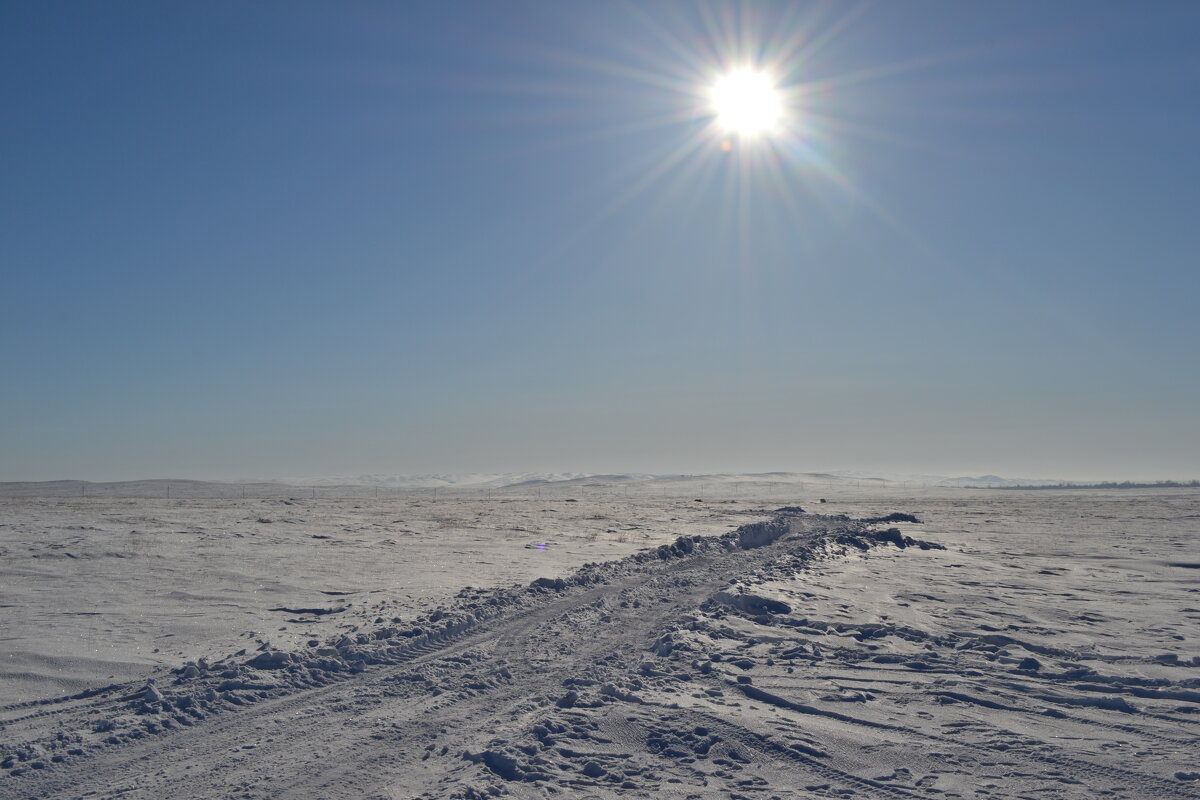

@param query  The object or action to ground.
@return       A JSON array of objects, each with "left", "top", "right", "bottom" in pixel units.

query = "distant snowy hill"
[
  {"left": 273, "top": 473, "right": 602, "bottom": 489},
  {"left": 827, "top": 470, "right": 1062, "bottom": 488}
]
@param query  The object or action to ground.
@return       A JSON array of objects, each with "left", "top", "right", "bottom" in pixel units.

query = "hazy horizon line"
[{"left": 4, "top": 469, "right": 1199, "bottom": 487}]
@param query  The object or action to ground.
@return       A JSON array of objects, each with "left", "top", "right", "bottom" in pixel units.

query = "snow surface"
[{"left": 1, "top": 481, "right": 1198, "bottom": 798}]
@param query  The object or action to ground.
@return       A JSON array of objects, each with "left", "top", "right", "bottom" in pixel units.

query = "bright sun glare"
[{"left": 711, "top": 69, "right": 784, "bottom": 137}]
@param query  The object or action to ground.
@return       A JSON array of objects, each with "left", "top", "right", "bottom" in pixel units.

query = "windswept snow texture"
[{"left": 1, "top": 485, "right": 1198, "bottom": 799}]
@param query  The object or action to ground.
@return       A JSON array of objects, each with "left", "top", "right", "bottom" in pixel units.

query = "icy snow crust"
[{"left": 1, "top": 484, "right": 1198, "bottom": 798}]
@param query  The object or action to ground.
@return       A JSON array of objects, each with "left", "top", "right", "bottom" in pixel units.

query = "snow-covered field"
[{"left": 1, "top": 479, "right": 1198, "bottom": 798}]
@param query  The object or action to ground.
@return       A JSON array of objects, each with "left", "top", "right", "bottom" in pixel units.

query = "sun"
[{"left": 710, "top": 69, "right": 784, "bottom": 137}]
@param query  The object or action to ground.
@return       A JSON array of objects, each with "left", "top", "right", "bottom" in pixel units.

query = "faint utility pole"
[{"left": 167, "top": 483, "right": 171, "bottom": 499}]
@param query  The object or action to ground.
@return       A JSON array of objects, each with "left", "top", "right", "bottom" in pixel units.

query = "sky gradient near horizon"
[{"left": 3, "top": 1, "right": 1198, "bottom": 482}]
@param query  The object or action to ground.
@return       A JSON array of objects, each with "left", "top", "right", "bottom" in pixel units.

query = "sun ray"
[
  {"left": 780, "top": 1, "right": 873, "bottom": 76},
  {"left": 618, "top": 1, "right": 724, "bottom": 82}
]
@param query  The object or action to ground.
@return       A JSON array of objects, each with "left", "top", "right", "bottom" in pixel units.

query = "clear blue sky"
[{"left": 2, "top": 1, "right": 1198, "bottom": 481}]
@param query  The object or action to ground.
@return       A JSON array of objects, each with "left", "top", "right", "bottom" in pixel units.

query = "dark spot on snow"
[
  {"left": 861, "top": 512, "right": 922, "bottom": 524},
  {"left": 269, "top": 606, "right": 346, "bottom": 616}
]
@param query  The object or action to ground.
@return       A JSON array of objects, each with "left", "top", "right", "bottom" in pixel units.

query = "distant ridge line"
[{"left": 988, "top": 480, "right": 1199, "bottom": 490}]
